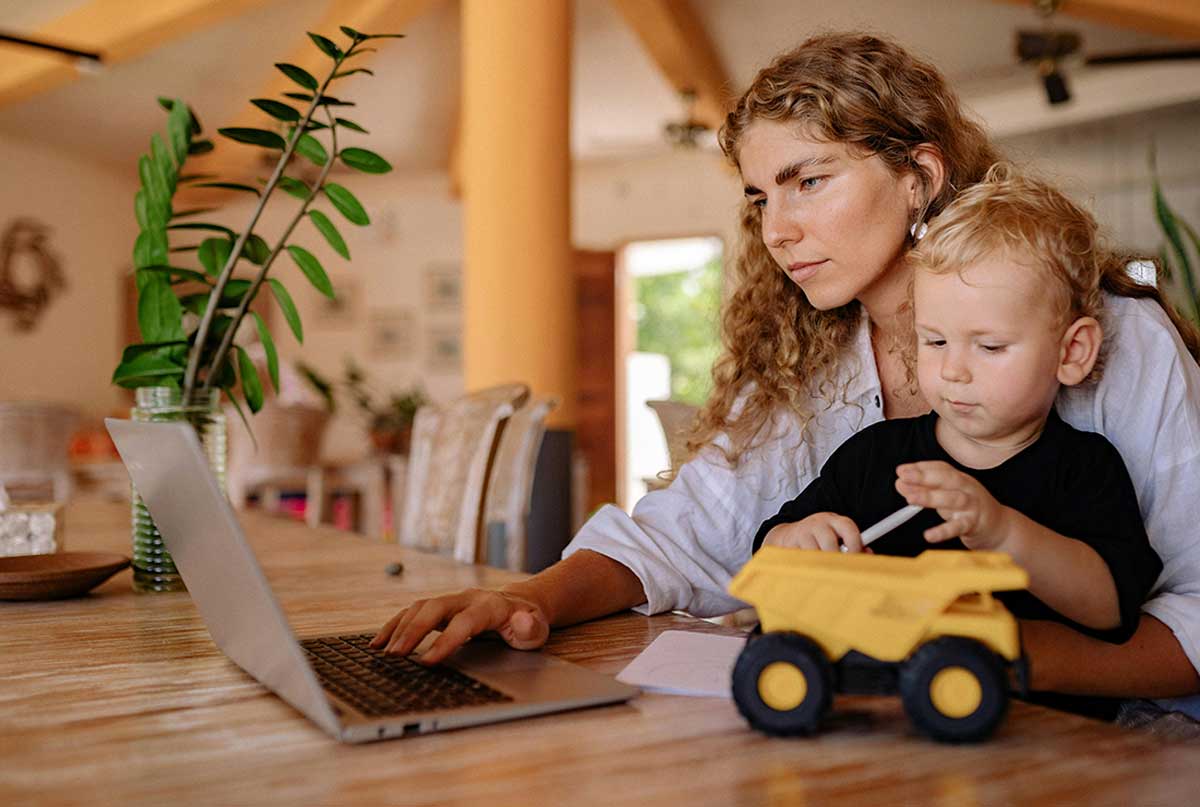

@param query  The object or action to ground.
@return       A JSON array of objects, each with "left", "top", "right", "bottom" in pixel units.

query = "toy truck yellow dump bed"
[{"left": 729, "top": 548, "right": 1029, "bottom": 664}]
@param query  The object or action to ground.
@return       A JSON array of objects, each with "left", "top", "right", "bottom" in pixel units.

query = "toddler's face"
[{"left": 913, "top": 252, "right": 1065, "bottom": 445}]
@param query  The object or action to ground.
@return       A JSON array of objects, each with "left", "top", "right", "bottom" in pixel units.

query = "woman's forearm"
[
  {"left": 1022, "top": 614, "right": 1200, "bottom": 697},
  {"left": 501, "top": 549, "right": 647, "bottom": 628}
]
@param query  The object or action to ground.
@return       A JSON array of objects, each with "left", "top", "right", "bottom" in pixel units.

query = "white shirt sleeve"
[
  {"left": 564, "top": 383, "right": 882, "bottom": 617},
  {"left": 1058, "top": 294, "right": 1200, "bottom": 673}
]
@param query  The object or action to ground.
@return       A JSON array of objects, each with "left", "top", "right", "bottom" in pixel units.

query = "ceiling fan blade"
[
  {"left": 0, "top": 31, "right": 102, "bottom": 63},
  {"left": 1086, "top": 48, "right": 1200, "bottom": 66}
]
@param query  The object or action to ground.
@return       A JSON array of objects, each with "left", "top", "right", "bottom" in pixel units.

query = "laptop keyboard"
[{"left": 299, "top": 633, "right": 513, "bottom": 718}]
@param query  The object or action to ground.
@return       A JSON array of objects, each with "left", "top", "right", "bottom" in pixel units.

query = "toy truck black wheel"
[
  {"left": 898, "top": 637, "right": 1008, "bottom": 743},
  {"left": 731, "top": 632, "right": 832, "bottom": 736}
]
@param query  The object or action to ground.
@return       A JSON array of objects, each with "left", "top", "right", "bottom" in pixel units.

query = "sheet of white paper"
[{"left": 616, "top": 630, "right": 747, "bottom": 698}]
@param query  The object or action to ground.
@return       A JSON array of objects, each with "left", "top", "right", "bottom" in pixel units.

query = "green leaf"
[
  {"left": 287, "top": 93, "right": 353, "bottom": 107},
  {"left": 235, "top": 345, "right": 264, "bottom": 413},
  {"left": 134, "top": 190, "right": 167, "bottom": 230},
  {"left": 278, "top": 175, "right": 313, "bottom": 201},
  {"left": 138, "top": 154, "right": 169, "bottom": 213},
  {"left": 221, "top": 377, "right": 255, "bottom": 446},
  {"left": 275, "top": 62, "right": 318, "bottom": 91},
  {"left": 166, "top": 97, "right": 191, "bottom": 165},
  {"left": 188, "top": 139, "right": 215, "bottom": 155},
  {"left": 324, "top": 183, "right": 369, "bottom": 225},
  {"left": 150, "top": 134, "right": 177, "bottom": 194},
  {"left": 339, "top": 147, "right": 391, "bottom": 174},
  {"left": 112, "top": 353, "right": 184, "bottom": 388},
  {"left": 194, "top": 181, "right": 261, "bottom": 196},
  {"left": 251, "top": 98, "right": 301, "bottom": 122},
  {"left": 197, "top": 237, "right": 234, "bottom": 277},
  {"left": 303, "top": 120, "right": 330, "bottom": 131},
  {"left": 120, "top": 341, "right": 188, "bottom": 364},
  {"left": 308, "top": 210, "right": 349, "bottom": 259},
  {"left": 308, "top": 32, "right": 342, "bottom": 59},
  {"left": 211, "top": 352, "right": 237, "bottom": 390},
  {"left": 361, "top": 33, "right": 405, "bottom": 40},
  {"left": 138, "top": 276, "right": 185, "bottom": 343},
  {"left": 218, "top": 127, "right": 287, "bottom": 150},
  {"left": 251, "top": 311, "right": 280, "bottom": 393},
  {"left": 222, "top": 279, "right": 253, "bottom": 301},
  {"left": 287, "top": 244, "right": 334, "bottom": 298},
  {"left": 133, "top": 228, "right": 168, "bottom": 270},
  {"left": 157, "top": 97, "right": 202, "bottom": 135},
  {"left": 332, "top": 67, "right": 374, "bottom": 79},
  {"left": 295, "top": 133, "right": 328, "bottom": 166},
  {"left": 334, "top": 117, "right": 368, "bottom": 133},
  {"left": 167, "top": 222, "right": 235, "bottom": 237},
  {"left": 176, "top": 175, "right": 218, "bottom": 186},
  {"left": 241, "top": 233, "right": 272, "bottom": 265},
  {"left": 268, "top": 278, "right": 303, "bottom": 343},
  {"left": 138, "top": 265, "right": 212, "bottom": 285},
  {"left": 339, "top": 25, "right": 364, "bottom": 41}
]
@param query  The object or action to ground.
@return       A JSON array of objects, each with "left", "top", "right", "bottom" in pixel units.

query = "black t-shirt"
[{"left": 755, "top": 409, "right": 1161, "bottom": 645}]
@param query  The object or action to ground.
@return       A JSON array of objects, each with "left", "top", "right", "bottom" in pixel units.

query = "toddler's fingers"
[{"left": 924, "top": 517, "right": 963, "bottom": 544}]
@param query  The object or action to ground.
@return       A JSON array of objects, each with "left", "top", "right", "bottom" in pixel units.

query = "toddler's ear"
[{"left": 1057, "top": 316, "right": 1102, "bottom": 386}]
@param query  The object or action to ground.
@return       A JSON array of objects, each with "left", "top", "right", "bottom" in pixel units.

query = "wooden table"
[{"left": 2, "top": 498, "right": 1198, "bottom": 807}]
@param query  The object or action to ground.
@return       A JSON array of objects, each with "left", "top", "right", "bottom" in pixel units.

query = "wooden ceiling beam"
[
  {"left": 608, "top": 0, "right": 731, "bottom": 132},
  {"left": 0, "top": 0, "right": 272, "bottom": 108},
  {"left": 182, "top": 0, "right": 441, "bottom": 204},
  {"left": 994, "top": 0, "right": 1200, "bottom": 41}
]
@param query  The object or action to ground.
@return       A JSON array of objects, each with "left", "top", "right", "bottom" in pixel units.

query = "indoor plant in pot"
[
  {"left": 112, "top": 26, "right": 399, "bottom": 592},
  {"left": 343, "top": 359, "right": 427, "bottom": 455}
]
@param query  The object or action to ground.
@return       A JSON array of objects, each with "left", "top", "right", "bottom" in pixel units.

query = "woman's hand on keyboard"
[{"left": 370, "top": 588, "right": 550, "bottom": 665}]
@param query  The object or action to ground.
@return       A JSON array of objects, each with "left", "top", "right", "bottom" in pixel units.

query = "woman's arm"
[{"left": 1023, "top": 614, "right": 1200, "bottom": 698}]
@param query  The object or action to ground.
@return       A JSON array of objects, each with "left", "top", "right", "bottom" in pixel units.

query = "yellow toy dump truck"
[{"left": 728, "top": 547, "right": 1030, "bottom": 743}]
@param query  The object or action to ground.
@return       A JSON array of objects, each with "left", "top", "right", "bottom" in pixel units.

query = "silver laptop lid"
[{"left": 105, "top": 418, "right": 341, "bottom": 736}]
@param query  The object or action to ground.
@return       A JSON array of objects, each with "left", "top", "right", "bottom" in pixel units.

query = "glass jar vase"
[{"left": 129, "top": 386, "right": 226, "bottom": 592}]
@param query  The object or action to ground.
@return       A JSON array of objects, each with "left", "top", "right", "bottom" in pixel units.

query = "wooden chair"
[
  {"left": 481, "top": 396, "right": 558, "bottom": 570},
  {"left": 396, "top": 383, "right": 529, "bottom": 563},
  {"left": 0, "top": 401, "right": 78, "bottom": 502},
  {"left": 226, "top": 401, "right": 330, "bottom": 527}
]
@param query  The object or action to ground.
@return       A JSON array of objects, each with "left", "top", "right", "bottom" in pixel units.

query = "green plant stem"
[
  {"left": 199, "top": 106, "right": 341, "bottom": 396},
  {"left": 181, "top": 45, "right": 354, "bottom": 405}
]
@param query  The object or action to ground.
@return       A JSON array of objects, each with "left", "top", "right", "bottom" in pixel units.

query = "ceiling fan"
[
  {"left": 1016, "top": 0, "right": 1200, "bottom": 105},
  {"left": 0, "top": 31, "right": 103, "bottom": 68}
]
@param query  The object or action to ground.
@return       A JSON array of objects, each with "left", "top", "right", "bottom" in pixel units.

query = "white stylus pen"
[{"left": 840, "top": 504, "right": 924, "bottom": 552}]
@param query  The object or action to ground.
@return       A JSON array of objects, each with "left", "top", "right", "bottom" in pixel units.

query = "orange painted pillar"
[{"left": 460, "top": 0, "right": 575, "bottom": 428}]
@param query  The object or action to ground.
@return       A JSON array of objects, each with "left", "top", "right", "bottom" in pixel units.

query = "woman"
[{"left": 373, "top": 33, "right": 1200, "bottom": 705}]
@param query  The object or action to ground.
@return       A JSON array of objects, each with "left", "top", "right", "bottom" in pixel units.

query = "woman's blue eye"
[
  {"left": 800, "top": 176, "right": 823, "bottom": 190},
  {"left": 922, "top": 339, "right": 945, "bottom": 348},
  {"left": 752, "top": 198, "right": 767, "bottom": 209},
  {"left": 981, "top": 345, "right": 1006, "bottom": 353}
]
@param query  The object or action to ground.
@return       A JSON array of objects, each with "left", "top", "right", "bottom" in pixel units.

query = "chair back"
[
  {"left": 398, "top": 383, "right": 530, "bottom": 562},
  {"left": 0, "top": 401, "right": 79, "bottom": 501},
  {"left": 482, "top": 396, "right": 558, "bottom": 570},
  {"left": 645, "top": 399, "right": 698, "bottom": 472},
  {"left": 226, "top": 402, "right": 330, "bottom": 523}
]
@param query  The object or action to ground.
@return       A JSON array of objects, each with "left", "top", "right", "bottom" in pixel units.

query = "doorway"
[{"left": 617, "top": 236, "right": 723, "bottom": 509}]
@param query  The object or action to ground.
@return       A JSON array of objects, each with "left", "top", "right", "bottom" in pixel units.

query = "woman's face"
[{"left": 739, "top": 119, "right": 920, "bottom": 311}]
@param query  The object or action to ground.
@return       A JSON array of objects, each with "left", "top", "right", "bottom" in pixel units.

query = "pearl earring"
[{"left": 909, "top": 221, "right": 928, "bottom": 241}]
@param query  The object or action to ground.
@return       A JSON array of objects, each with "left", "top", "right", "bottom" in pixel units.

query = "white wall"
[
  {"left": 0, "top": 133, "right": 137, "bottom": 420},
  {"left": 999, "top": 102, "right": 1200, "bottom": 253}
]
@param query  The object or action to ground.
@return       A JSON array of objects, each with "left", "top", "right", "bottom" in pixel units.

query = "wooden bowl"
[{"left": 0, "top": 552, "right": 131, "bottom": 601}]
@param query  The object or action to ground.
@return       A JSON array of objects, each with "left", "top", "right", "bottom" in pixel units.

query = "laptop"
[{"left": 106, "top": 418, "right": 637, "bottom": 744}]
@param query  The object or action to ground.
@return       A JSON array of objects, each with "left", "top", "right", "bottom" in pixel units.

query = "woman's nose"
[{"left": 762, "top": 205, "right": 801, "bottom": 250}]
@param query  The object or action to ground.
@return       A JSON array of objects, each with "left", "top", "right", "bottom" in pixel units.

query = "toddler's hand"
[
  {"left": 895, "top": 461, "right": 1010, "bottom": 550},
  {"left": 763, "top": 512, "right": 865, "bottom": 553}
]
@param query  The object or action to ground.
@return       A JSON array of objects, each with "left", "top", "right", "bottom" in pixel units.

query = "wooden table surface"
[{"left": 2, "top": 497, "right": 1198, "bottom": 807}]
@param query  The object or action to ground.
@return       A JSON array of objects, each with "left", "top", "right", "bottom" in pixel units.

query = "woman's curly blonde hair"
[{"left": 689, "top": 32, "right": 1000, "bottom": 466}]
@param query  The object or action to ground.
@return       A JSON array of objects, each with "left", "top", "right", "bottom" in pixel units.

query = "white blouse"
[{"left": 564, "top": 293, "right": 1200, "bottom": 674}]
